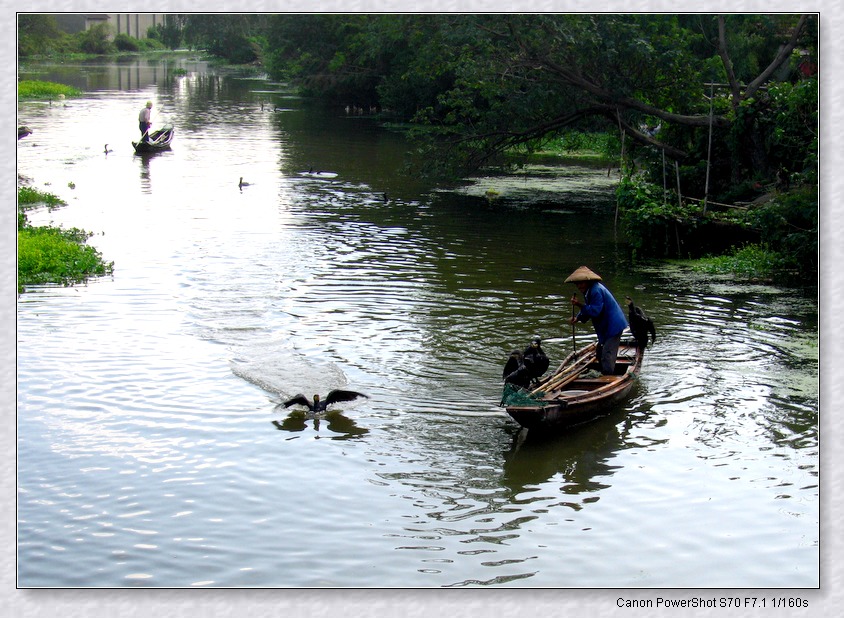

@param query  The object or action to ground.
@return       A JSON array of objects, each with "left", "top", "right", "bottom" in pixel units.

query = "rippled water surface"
[{"left": 16, "top": 58, "right": 818, "bottom": 588}]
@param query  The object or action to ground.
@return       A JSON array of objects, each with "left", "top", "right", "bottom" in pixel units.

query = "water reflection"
[
  {"left": 502, "top": 410, "right": 627, "bottom": 499},
  {"left": 16, "top": 57, "right": 818, "bottom": 588},
  {"left": 272, "top": 409, "right": 369, "bottom": 439}
]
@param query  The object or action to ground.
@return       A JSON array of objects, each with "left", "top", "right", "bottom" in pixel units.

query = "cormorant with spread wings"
[{"left": 282, "top": 389, "right": 368, "bottom": 413}]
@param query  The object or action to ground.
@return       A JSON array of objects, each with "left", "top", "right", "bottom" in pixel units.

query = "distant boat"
[{"left": 133, "top": 126, "right": 174, "bottom": 154}]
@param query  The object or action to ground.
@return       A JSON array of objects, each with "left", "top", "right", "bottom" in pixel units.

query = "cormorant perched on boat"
[
  {"left": 282, "top": 389, "right": 368, "bottom": 413},
  {"left": 522, "top": 335, "right": 550, "bottom": 383},
  {"left": 625, "top": 296, "right": 656, "bottom": 349},
  {"left": 502, "top": 350, "right": 531, "bottom": 389}
]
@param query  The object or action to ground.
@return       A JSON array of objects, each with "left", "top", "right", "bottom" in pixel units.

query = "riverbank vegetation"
[
  {"left": 17, "top": 187, "right": 113, "bottom": 292},
  {"left": 18, "top": 79, "right": 81, "bottom": 100},
  {"left": 18, "top": 16, "right": 166, "bottom": 57},
  {"left": 18, "top": 13, "right": 818, "bottom": 282},
  {"left": 180, "top": 13, "right": 817, "bottom": 282}
]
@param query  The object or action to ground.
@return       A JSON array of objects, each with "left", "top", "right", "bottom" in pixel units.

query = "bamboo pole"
[
  {"left": 703, "top": 82, "right": 714, "bottom": 215},
  {"left": 615, "top": 109, "right": 626, "bottom": 231},
  {"left": 675, "top": 160, "right": 682, "bottom": 209},
  {"left": 530, "top": 354, "right": 594, "bottom": 395}
]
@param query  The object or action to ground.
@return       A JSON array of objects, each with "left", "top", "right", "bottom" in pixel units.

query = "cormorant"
[
  {"left": 104, "top": 144, "right": 112, "bottom": 154},
  {"left": 626, "top": 296, "right": 656, "bottom": 349},
  {"left": 239, "top": 177, "right": 250, "bottom": 189},
  {"left": 522, "top": 336, "right": 550, "bottom": 383},
  {"left": 502, "top": 350, "right": 531, "bottom": 389},
  {"left": 282, "top": 389, "right": 368, "bottom": 413}
]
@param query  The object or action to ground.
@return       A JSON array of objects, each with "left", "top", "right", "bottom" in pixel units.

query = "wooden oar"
[{"left": 571, "top": 294, "right": 578, "bottom": 353}]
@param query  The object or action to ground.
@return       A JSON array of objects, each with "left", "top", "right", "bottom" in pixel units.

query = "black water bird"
[
  {"left": 502, "top": 350, "right": 531, "bottom": 389},
  {"left": 239, "top": 177, "right": 251, "bottom": 189},
  {"left": 626, "top": 296, "right": 656, "bottom": 348},
  {"left": 522, "top": 335, "right": 550, "bottom": 383},
  {"left": 104, "top": 144, "right": 112, "bottom": 154},
  {"left": 282, "top": 389, "right": 368, "bottom": 413}
]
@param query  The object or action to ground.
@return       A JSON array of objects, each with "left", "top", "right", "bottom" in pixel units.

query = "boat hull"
[
  {"left": 133, "top": 127, "right": 174, "bottom": 153},
  {"left": 503, "top": 339, "right": 643, "bottom": 432}
]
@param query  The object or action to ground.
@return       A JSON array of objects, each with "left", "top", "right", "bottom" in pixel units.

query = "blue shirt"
[{"left": 575, "top": 282, "right": 628, "bottom": 343}]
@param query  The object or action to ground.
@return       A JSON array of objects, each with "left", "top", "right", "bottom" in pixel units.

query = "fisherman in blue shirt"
[{"left": 567, "top": 266, "right": 628, "bottom": 375}]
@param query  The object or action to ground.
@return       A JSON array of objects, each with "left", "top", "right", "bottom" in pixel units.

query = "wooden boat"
[
  {"left": 501, "top": 336, "right": 643, "bottom": 432},
  {"left": 133, "top": 126, "right": 174, "bottom": 153}
]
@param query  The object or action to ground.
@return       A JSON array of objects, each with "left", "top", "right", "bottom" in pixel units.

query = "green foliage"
[
  {"left": 258, "top": 13, "right": 814, "bottom": 186},
  {"left": 543, "top": 131, "right": 620, "bottom": 159},
  {"left": 147, "top": 15, "right": 184, "bottom": 50},
  {"left": 617, "top": 176, "right": 700, "bottom": 256},
  {"left": 111, "top": 34, "right": 166, "bottom": 53},
  {"left": 182, "top": 15, "right": 264, "bottom": 64},
  {"left": 113, "top": 33, "right": 140, "bottom": 52},
  {"left": 18, "top": 225, "right": 114, "bottom": 289},
  {"left": 72, "top": 23, "right": 116, "bottom": 55},
  {"left": 768, "top": 77, "right": 818, "bottom": 183},
  {"left": 18, "top": 186, "right": 66, "bottom": 208},
  {"left": 617, "top": 174, "right": 817, "bottom": 279},
  {"left": 263, "top": 14, "right": 400, "bottom": 106},
  {"left": 18, "top": 186, "right": 112, "bottom": 291},
  {"left": 17, "top": 14, "right": 64, "bottom": 57},
  {"left": 19, "top": 15, "right": 171, "bottom": 58},
  {"left": 746, "top": 186, "right": 817, "bottom": 276},
  {"left": 18, "top": 80, "right": 81, "bottom": 100},
  {"left": 694, "top": 244, "right": 785, "bottom": 279}
]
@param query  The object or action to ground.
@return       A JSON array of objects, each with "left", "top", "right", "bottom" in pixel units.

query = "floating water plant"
[
  {"left": 17, "top": 79, "right": 82, "bottom": 100},
  {"left": 17, "top": 186, "right": 113, "bottom": 291}
]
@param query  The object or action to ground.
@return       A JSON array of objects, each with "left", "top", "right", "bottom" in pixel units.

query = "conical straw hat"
[{"left": 565, "top": 266, "right": 602, "bottom": 283}]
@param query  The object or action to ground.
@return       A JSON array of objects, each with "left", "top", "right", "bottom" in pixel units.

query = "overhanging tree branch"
[{"left": 743, "top": 14, "right": 809, "bottom": 99}]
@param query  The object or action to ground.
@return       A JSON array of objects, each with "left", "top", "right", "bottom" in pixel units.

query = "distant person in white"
[{"left": 138, "top": 101, "right": 153, "bottom": 142}]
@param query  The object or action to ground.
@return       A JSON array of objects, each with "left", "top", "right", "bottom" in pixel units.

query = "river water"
[{"left": 15, "top": 56, "right": 818, "bottom": 589}]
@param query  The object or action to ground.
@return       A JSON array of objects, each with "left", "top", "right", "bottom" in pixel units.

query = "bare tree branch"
[
  {"left": 717, "top": 16, "right": 742, "bottom": 106},
  {"left": 744, "top": 14, "right": 809, "bottom": 99}
]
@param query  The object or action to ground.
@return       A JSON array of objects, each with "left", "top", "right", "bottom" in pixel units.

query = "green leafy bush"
[
  {"left": 113, "top": 33, "right": 140, "bottom": 52},
  {"left": 746, "top": 186, "right": 817, "bottom": 277},
  {"left": 617, "top": 176, "right": 700, "bottom": 257},
  {"left": 72, "top": 23, "right": 116, "bottom": 55}
]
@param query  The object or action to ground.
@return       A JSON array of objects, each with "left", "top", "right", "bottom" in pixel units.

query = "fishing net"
[{"left": 500, "top": 383, "right": 547, "bottom": 407}]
